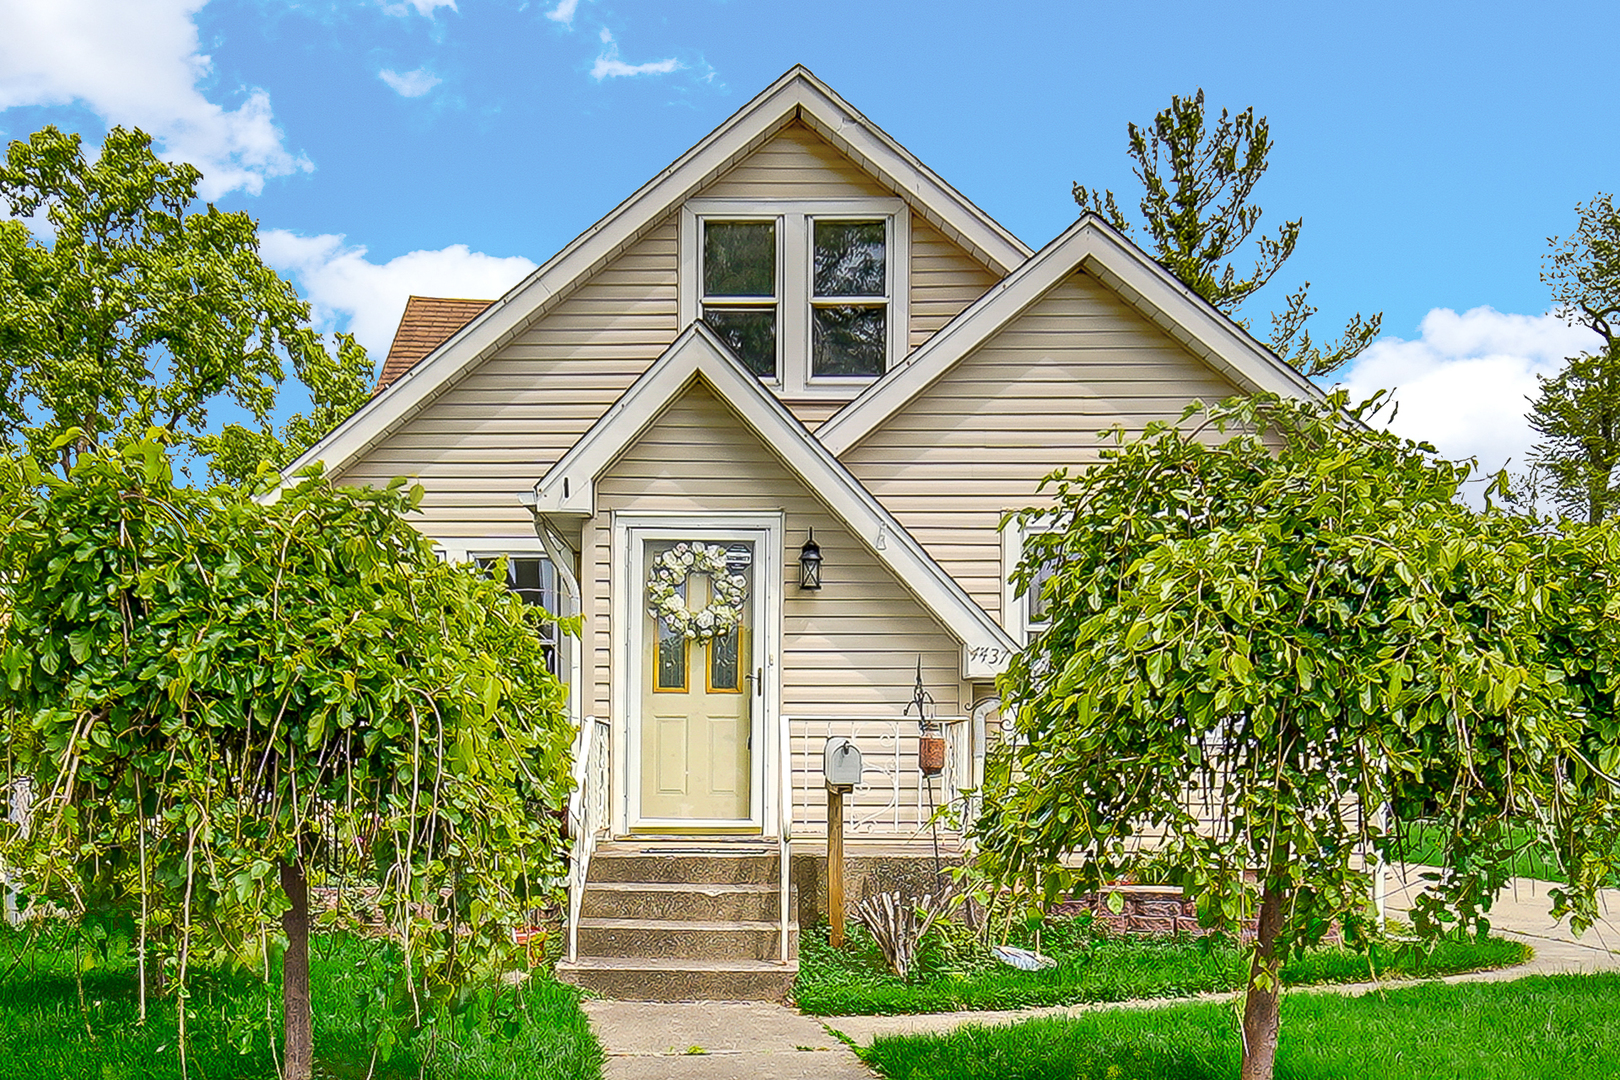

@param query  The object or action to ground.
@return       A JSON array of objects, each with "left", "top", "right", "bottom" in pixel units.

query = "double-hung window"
[
  {"left": 474, "top": 554, "right": 560, "bottom": 674},
  {"left": 682, "top": 198, "right": 909, "bottom": 396}
]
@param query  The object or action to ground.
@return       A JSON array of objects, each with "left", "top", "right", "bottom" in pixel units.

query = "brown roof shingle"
[{"left": 375, "top": 296, "right": 495, "bottom": 393}]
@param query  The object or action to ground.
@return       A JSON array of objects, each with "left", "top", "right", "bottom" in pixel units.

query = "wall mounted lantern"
[{"left": 799, "top": 529, "right": 823, "bottom": 590}]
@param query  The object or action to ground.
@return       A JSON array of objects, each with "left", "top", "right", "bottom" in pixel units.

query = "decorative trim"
[{"left": 540, "top": 322, "right": 1018, "bottom": 679}]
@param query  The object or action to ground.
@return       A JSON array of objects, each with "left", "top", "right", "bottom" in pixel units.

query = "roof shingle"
[{"left": 375, "top": 296, "right": 494, "bottom": 393}]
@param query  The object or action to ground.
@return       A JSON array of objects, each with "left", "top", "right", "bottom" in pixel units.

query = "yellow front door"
[{"left": 638, "top": 539, "right": 755, "bottom": 825}]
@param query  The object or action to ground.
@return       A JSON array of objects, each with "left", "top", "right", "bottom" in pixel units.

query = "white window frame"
[
  {"left": 1001, "top": 515, "right": 1058, "bottom": 646},
  {"left": 680, "top": 197, "right": 910, "bottom": 399}
]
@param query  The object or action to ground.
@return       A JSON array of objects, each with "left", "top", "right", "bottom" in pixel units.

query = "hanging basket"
[{"left": 918, "top": 735, "right": 946, "bottom": 776}]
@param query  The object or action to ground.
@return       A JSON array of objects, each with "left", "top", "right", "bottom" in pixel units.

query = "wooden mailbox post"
[{"left": 823, "top": 737, "right": 863, "bottom": 949}]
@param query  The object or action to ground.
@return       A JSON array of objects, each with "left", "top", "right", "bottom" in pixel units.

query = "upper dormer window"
[{"left": 682, "top": 198, "right": 910, "bottom": 397}]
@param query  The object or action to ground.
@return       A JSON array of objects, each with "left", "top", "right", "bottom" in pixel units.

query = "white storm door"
[{"left": 623, "top": 522, "right": 776, "bottom": 832}]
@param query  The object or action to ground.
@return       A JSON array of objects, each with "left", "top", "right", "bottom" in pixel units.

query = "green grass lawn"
[
  {"left": 1395, "top": 821, "right": 1573, "bottom": 882},
  {"left": 0, "top": 925, "right": 603, "bottom": 1080},
  {"left": 795, "top": 917, "right": 1530, "bottom": 1016},
  {"left": 860, "top": 973, "right": 1620, "bottom": 1079}
]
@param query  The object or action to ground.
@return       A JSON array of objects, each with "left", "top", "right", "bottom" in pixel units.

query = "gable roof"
[
  {"left": 375, "top": 296, "right": 494, "bottom": 391},
  {"left": 816, "top": 214, "right": 1326, "bottom": 456},
  {"left": 282, "top": 65, "right": 1032, "bottom": 484},
  {"left": 529, "top": 321, "right": 1020, "bottom": 679}
]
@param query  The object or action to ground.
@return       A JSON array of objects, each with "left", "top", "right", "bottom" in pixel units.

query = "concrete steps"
[
  {"left": 554, "top": 956, "right": 796, "bottom": 1002},
  {"left": 558, "top": 841, "right": 798, "bottom": 1002}
]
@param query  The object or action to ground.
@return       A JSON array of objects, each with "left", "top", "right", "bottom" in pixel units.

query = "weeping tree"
[
  {"left": 973, "top": 392, "right": 1620, "bottom": 1080},
  {"left": 0, "top": 437, "right": 573, "bottom": 1079}
]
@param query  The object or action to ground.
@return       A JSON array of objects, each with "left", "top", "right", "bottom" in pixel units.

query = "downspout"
[{"left": 518, "top": 492, "right": 583, "bottom": 724}]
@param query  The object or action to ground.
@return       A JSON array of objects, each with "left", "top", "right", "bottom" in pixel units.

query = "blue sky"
[{"left": 2, "top": 0, "right": 1616, "bottom": 479}]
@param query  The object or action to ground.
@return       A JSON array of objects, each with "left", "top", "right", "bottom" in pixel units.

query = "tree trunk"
[
  {"left": 279, "top": 859, "right": 313, "bottom": 1080},
  {"left": 1239, "top": 886, "right": 1285, "bottom": 1080}
]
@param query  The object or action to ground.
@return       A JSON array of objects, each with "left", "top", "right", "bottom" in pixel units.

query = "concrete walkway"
[
  {"left": 583, "top": 999, "right": 872, "bottom": 1079},
  {"left": 583, "top": 866, "right": 1620, "bottom": 1077}
]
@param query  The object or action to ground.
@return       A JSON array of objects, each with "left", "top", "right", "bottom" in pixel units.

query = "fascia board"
[
  {"left": 1075, "top": 223, "right": 1325, "bottom": 402},
  {"left": 535, "top": 325, "right": 716, "bottom": 514},
  {"left": 818, "top": 216, "right": 1325, "bottom": 456},
  {"left": 538, "top": 322, "right": 1018, "bottom": 678},
  {"left": 817, "top": 219, "right": 1098, "bottom": 455},
  {"left": 277, "top": 67, "right": 1028, "bottom": 487},
  {"left": 787, "top": 73, "right": 1031, "bottom": 274}
]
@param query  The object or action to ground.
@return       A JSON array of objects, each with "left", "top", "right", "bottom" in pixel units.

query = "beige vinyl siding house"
[{"left": 285, "top": 67, "right": 1324, "bottom": 998}]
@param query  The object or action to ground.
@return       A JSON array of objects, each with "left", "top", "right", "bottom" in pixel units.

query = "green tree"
[
  {"left": 1531, "top": 194, "right": 1620, "bottom": 522},
  {"left": 1076, "top": 91, "right": 1381, "bottom": 377},
  {"left": 0, "top": 438, "right": 573, "bottom": 1079},
  {"left": 975, "top": 393, "right": 1620, "bottom": 1080},
  {"left": 0, "top": 125, "right": 369, "bottom": 483}
]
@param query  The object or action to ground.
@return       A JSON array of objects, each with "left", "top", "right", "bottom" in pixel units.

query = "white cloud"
[
  {"left": 0, "top": 0, "right": 309, "bottom": 198},
  {"left": 378, "top": 67, "right": 443, "bottom": 98},
  {"left": 1335, "top": 306, "right": 1601, "bottom": 482},
  {"left": 545, "top": 0, "right": 581, "bottom": 26},
  {"left": 259, "top": 230, "right": 537, "bottom": 360},
  {"left": 379, "top": 0, "right": 457, "bottom": 16},
  {"left": 591, "top": 29, "right": 679, "bottom": 80}
]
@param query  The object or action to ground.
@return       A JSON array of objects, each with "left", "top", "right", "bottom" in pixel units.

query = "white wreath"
[{"left": 646, "top": 542, "right": 749, "bottom": 641}]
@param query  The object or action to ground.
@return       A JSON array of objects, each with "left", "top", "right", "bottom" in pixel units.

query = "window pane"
[
  {"left": 1027, "top": 558, "right": 1057, "bottom": 626},
  {"left": 812, "top": 305, "right": 886, "bottom": 377},
  {"left": 476, "top": 555, "right": 559, "bottom": 674},
  {"left": 704, "top": 306, "right": 778, "bottom": 377},
  {"left": 656, "top": 616, "right": 688, "bottom": 691},
  {"left": 704, "top": 221, "right": 776, "bottom": 297},
  {"left": 709, "top": 627, "right": 740, "bottom": 691},
  {"left": 814, "top": 220, "right": 886, "bottom": 297}
]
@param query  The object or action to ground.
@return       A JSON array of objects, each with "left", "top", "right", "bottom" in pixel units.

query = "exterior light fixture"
[{"left": 799, "top": 529, "right": 823, "bottom": 590}]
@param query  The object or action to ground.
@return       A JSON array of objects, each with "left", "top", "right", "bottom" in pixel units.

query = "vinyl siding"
[
  {"left": 334, "top": 123, "right": 1000, "bottom": 520},
  {"left": 840, "top": 270, "right": 1248, "bottom": 620},
  {"left": 590, "top": 381, "right": 966, "bottom": 836},
  {"left": 910, "top": 217, "right": 1000, "bottom": 350}
]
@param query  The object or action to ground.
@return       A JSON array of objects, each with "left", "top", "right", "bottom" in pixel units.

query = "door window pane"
[
  {"left": 708, "top": 627, "right": 741, "bottom": 691},
  {"left": 703, "top": 307, "right": 778, "bottom": 377},
  {"left": 655, "top": 614, "right": 688, "bottom": 691},
  {"left": 813, "top": 220, "right": 885, "bottom": 297},
  {"left": 704, "top": 221, "right": 776, "bottom": 297},
  {"left": 812, "top": 305, "right": 886, "bottom": 377}
]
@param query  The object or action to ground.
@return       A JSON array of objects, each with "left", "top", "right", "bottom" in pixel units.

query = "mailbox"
[{"left": 823, "top": 736, "right": 863, "bottom": 789}]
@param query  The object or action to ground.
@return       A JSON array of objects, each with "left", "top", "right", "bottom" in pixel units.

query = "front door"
[{"left": 631, "top": 533, "right": 764, "bottom": 829}]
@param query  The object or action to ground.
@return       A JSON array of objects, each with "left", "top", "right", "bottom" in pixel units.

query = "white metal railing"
[
  {"left": 787, "top": 716, "right": 974, "bottom": 837},
  {"left": 940, "top": 716, "right": 977, "bottom": 833},
  {"left": 565, "top": 715, "right": 611, "bottom": 964}
]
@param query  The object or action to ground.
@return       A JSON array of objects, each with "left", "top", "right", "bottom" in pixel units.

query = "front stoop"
[{"left": 556, "top": 842, "right": 798, "bottom": 1002}]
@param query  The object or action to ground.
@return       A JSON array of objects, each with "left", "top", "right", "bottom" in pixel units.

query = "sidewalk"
[{"left": 583, "top": 999, "right": 872, "bottom": 1079}]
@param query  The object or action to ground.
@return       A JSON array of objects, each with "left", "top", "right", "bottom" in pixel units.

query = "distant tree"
[
  {"left": 1532, "top": 194, "right": 1620, "bottom": 522},
  {"left": 1077, "top": 91, "right": 1381, "bottom": 377},
  {"left": 0, "top": 125, "right": 369, "bottom": 483},
  {"left": 975, "top": 392, "right": 1620, "bottom": 1080},
  {"left": 0, "top": 440, "right": 573, "bottom": 1079}
]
